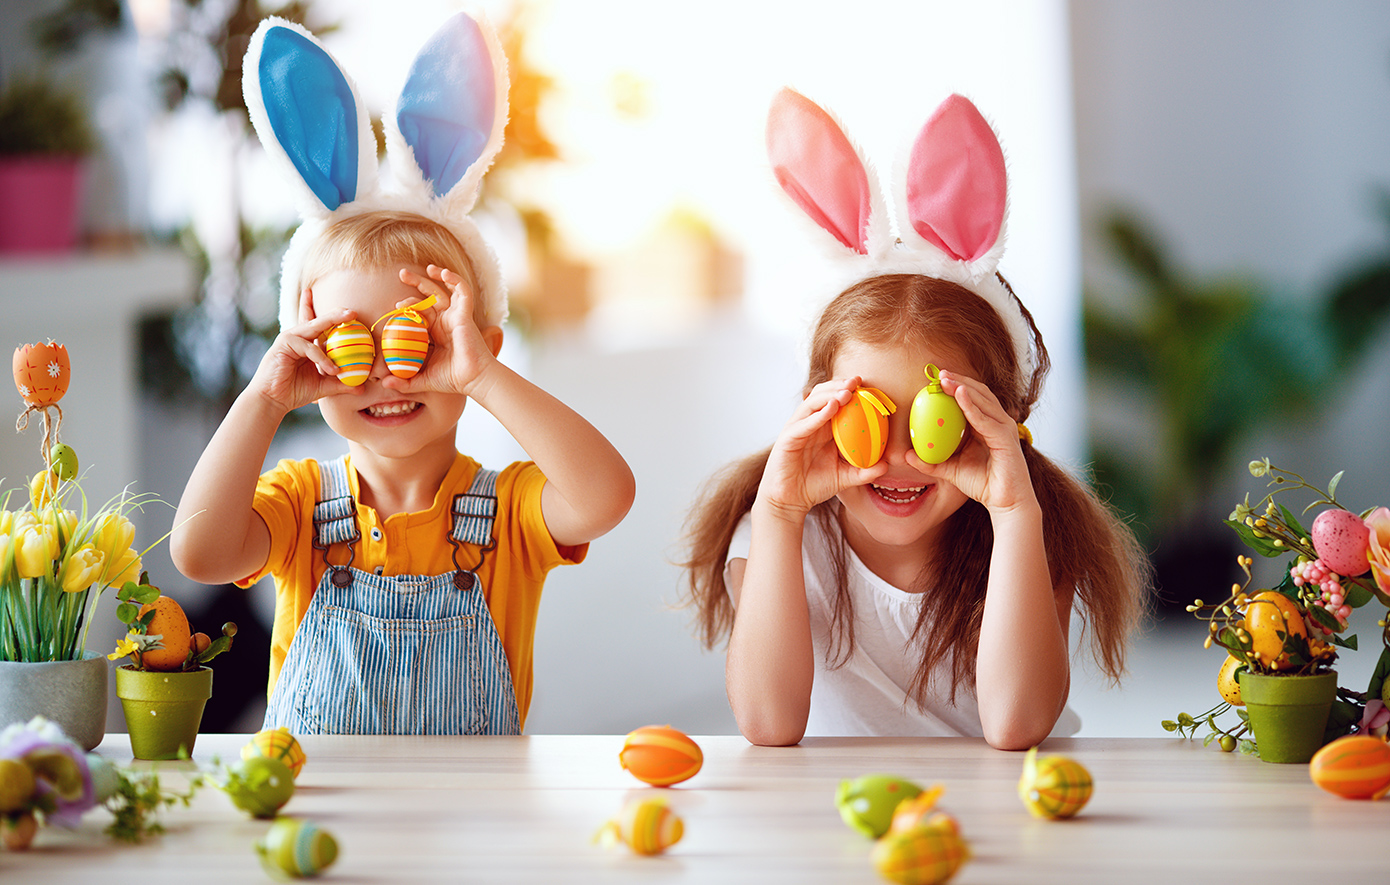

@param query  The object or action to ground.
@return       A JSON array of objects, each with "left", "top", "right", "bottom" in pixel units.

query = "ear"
[
  {"left": 243, "top": 18, "right": 377, "bottom": 216},
  {"left": 904, "top": 94, "right": 1007, "bottom": 263},
  {"left": 766, "top": 88, "right": 873, "bottom": 255},
  {"left": 388, "top": 11, "right": 509, "bottom": 213}
]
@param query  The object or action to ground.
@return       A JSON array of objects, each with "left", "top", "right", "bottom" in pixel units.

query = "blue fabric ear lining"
[
  {"left": 396, "top": 13, "right": 495, "bottom": 197},
  {"left": 260, "top": 27, "right": 359, "bottom": 211}
]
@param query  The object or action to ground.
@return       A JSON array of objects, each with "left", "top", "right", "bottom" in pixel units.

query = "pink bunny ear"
[
  {"left": 767, "top": 88, "right": 871, "bottom": 254},
  {"left": 906, "top": 94, "right": 1006, "bottom": 263}
]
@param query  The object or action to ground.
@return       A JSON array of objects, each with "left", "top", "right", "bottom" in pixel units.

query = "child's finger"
[{"left": 286, "top": 308, "right": 354, "bottom": 343}]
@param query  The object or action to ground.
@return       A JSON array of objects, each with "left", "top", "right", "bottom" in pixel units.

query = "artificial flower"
[
  {"left": 0, "top": 716, "right": 95, "bottom": 829},
  {"left": 107, "top": 634, "right": 139, "bottom": 661},
  {"left": 13, "top": 522, "right": 57, "bottom": 579},
  {"left": 1366, "top": 506, "right": 1390, "bottom": 596},
  {"left": 58, "top": 545, "right": 105, "bottom": 593}
]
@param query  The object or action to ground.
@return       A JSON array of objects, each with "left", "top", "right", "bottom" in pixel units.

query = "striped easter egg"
[
  {"left": 380, "top": 311, "right": 431, "bottom": 378},
  {"left": 324, "top": 320, "right": 374, "bottom": 386},
  {"left": 870, "top": 816, "right": 970, "bottom": 885},
  {"left": 832, "top": 386, "right": 896, "bottom": 468},
  {"left": 619, "top": 725, "right": 703, "bottom": 787},
  {"left": 1018, "top": 747, "right": 1093, "bottom": 820},
  {"left": 242, "top": 727, "right": 307, "bottom": 779},
  {"left": 610, "top": 796, "right": 684, "bottom": 856},
  {"left": 255, "top": 817, "right": 338, "bottom": 878},
  {"left": 1309, "top": 735, "right": 1390, "bottom": 800}
]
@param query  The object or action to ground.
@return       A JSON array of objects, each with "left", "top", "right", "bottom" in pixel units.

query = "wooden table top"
[{"left": 5, "top": 734, "right": 1387, "bottom": 883}]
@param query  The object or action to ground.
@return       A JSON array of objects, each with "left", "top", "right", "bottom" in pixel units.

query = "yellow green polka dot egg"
[
  {"left": 242, "top": 727, "right": 307, "bottom": 779},
  {"left": 1018, "top": 746, "right": 1092, "bottom": 819}
]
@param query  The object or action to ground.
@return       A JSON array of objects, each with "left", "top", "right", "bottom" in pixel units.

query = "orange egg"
[
  {"left": 139, "top": 596, "right": 193, "bottom": 671},
  {"left": 1309, "top": 735, "right": 1390, "bottom": 800},
  {"left": 832, "top": 386, "right": 897, "bottom": 468},
  {"left": 618, "top": 725, "right": 703, "bottom": 787},
  {"left": 1243, "top": 591, "right": 1306, "bottom": 670},
  {"left": 13, "top": 341, "right": 70, "bottom": 406}
]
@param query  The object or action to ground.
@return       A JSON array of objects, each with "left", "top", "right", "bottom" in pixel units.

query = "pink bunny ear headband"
[
  {"left": 767, "top": 89, "right": 1035, "bottom": 391},
  {"left": 243, "top": 11, "right": 509, "bottom": 330}
]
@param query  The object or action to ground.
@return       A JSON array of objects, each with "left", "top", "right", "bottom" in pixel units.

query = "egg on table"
[
  {"left": 1018, "top": 746, "right": 1092, "bottom": 819},
  {"left": 243, "top": 726, "right": 307, "bottom": 779},
  {"left": 13, "top": 341, "right": 71, "bottom": 406},
  {"left": 1309, "top": 735, "right": 1390, "bottom": 800},
  {"left": 595, "top": 796, "right": 685, "bottom": 856},
  {"left": 871, "top": 814, "right": 970, "bottom": 885},
  {"left": 835, "top": 773, "right": 924, "bottom": 839},
  {"left": 618, "top": 725, "right": 703, "bottom": 787},
  {"left": 256, "top": 817, "right": 338, "bottom": 878}
]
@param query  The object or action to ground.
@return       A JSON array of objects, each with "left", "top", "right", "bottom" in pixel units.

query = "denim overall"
[{"left": 263, "top": 456, "right": 521, "bottom": 734}]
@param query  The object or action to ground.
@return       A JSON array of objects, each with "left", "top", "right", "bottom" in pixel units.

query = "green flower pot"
[
  {"left": 116, "top": 665, "right": 213, "bottom": 760},
  {"left": 1239, "top": 670, "right": 1337, "bottom": 764}
]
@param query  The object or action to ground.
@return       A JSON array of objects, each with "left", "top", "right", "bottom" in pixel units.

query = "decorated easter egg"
[
  {"left": 1308, "top": 735, "right": 1390, "bottom": 800},
  {"left": 1018, "top": 747, "right": 1092, "bottom": 820},
  {"left": 50, "top": 443, "right": 78, "bottom": 480},
  {"left": 256, "top": 817, "right": 338, "bottom": 878},
  {"left": 871, "top": 816, "right": 970, "bottom": 885},
  {"left": 597, "top": 796, "right": 684, "bottom": 856},
  {"left": 1242, "top": 591, "right": 1306, "bottom": 670},
  {"left": 29, "top": 468, "right": 60, "bottom": 509},
  {"left": 13, "top": 341, "right": 71, "bottom": 406},
  {"left": 1311, "top": 509, "right": 1372, "bottom": 578},
  {"left": 1217, "top": 655, "right": 1245, "bottom": 706},
  {"left": 908, "top": 365, "right": 965, "bottom": 465},
  {"left": 887, "top": 785, "right": 947, "bottom": 833},
  {"left": 223, "top": 756, "right": 295, "bottom": 819},
  {"left": 243, "top": 727, "right": 307, "bottom": 779},
  {"left": 619, "top": 725, "right": 703, "bottom": 787},
  {"left": 324, "top": 320, "right": 374, "bottom": 386},
  {"left": 832, "top": 386, "right": 897, "bottom": 468},
  {"left": 137, "top": 596, "right": 192, "bottom": 671},
  {"left": 836, "top": 774, "right": 924, "bottom": 838}
]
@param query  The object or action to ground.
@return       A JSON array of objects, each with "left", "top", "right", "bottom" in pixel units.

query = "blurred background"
[{"left": 2, "top": 0, "right": 1388, "bottom": 737}]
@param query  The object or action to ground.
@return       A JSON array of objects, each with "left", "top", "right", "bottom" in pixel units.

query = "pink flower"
[{"left": 1367, "top": 507, "right": 1390, "bottom": 595}]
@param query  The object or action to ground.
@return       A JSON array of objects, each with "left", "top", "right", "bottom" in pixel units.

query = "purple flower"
[{"left": 0, "top": 717, "right": 95, "bottom": 827}]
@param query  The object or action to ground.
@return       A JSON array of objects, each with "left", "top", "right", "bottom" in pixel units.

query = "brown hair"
[
  {"left": 297, "top": 210, "right": 482, "bottom": 319},
  {"left": 680, "top": 274, "right": 1148, "bottom": 703}
]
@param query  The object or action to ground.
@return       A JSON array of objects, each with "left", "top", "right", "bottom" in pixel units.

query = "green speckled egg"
[{"left": 908, "top": 365, "right": 965, "bottom": 464}]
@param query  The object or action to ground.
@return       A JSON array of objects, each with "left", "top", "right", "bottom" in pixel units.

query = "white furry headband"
[
  {"left": 766, "top": 89, "right": 1035, "bottom": 390},
  {"left": 243, "top": 11, "right": 510, "bottom": 330}
]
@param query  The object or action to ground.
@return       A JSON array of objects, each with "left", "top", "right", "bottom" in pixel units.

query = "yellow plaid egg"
[
  {"left": 324, "top": 320, "right": 374, "bottom": 386},
  {"left": 1018, "top": 746, "right": 1092, "bottom": 820},
  {"left": 870, "top": 815, "right": 970, "bottom": 885},
  {"left": 242, "top": 727, "right": 307, "bottom": 779},
  {"left": 596, "top": 796, "right": 684, "bottom": 856}
]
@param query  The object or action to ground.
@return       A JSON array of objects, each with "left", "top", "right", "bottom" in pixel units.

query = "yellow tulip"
[
  {"left": 102, "top": 548, "right": 141, "bottom": 588},
  {"left": 0, "top": 509, "right": 14, "bottom": 536},
  {"left": 43, "top": 509, "right": 78, "bottom": 547},
  {"left": 92, "top": 513, "right": 135, "bottom": 563},
  {"left": 14, "top": 523, "right": 58, "bottom": 579},
  {"left": 0, "top": 532, "right": 12, "bottom": 583},
  {"left": 59, "top": 545, "right": 105, "bottom": 593}
]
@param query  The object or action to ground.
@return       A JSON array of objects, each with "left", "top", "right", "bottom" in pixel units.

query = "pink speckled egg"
[{"left": 1311, "top": 509, "right": 1371, "bottom": 577}]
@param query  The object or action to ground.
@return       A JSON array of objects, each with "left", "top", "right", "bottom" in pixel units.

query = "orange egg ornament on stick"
[{"left": 618, "top": 725, "right": 703, "bottom": 787}]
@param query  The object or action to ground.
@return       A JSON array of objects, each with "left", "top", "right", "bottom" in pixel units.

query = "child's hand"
[
  {"left": 912, "top": 370, "right": 1036, "bottom": 515},
  {"left": 388, "top": 265, "right": 501, "bottom": 398},
  {"left": 247, "top": 294, "right": 361, "bottom": 413},
  {"left": 757, "top": 377, "right": 888, "bottom": 521}
]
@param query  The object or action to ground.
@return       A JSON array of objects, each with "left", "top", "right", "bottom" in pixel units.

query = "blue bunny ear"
[
  {"left": 392, "top": 12, "right": 508, "bottom": 204},
  {"left": 243, "top": 18, "right": 376, "bottom": 214}
]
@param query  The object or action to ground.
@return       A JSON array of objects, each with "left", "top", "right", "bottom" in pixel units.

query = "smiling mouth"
[
  {"left": 871, "top": 484, "right": 927, "bottom": 504},
  {"left": 364, "top": 401, "right": 421, "bottom": 418}
]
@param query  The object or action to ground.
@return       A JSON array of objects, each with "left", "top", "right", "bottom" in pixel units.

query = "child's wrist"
[{"left": 751, "top": 494, "right": 811, "bottom": 528}]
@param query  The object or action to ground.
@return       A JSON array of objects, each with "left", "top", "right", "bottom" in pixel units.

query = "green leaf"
[
  {"left": 193, "top": 635, "right": 232, "bottom": 665},
  {"left": 1327, "top": 471, "right": 1343, "bottom": 501},
  {"left": 1202, "top": 733, "right": 1216, "bottom": 747},
  {"left": 1161, "top": 720, "right": 1178, "bottom": 732},
  {"left": 115, "top": 602, "right": 137, "bottom": 624},
  {"left": 1276, "top": 503, "right": 1308, "bottom": 540},
  {"left": 1308, "top": 605, "right": 1340, "bottom": 633},
  {"left": 1345, "top": 582, "right": 1374, "bottom": 609},
  {"left": 1224, "top": 519, "right": 1284, "bottom": 557},
  {"left": 131, "top": 585, "right": 160, "bottom": 605}
]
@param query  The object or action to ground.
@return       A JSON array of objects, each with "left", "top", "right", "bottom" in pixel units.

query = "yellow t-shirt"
[{"left": 237, "top": 453, "right": 586, "bottom": 728}]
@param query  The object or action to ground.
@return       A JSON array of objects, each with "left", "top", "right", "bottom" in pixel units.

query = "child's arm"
[
  {"left": 170, "top": 297, "right": 360, "bottom": 584},
  {"left": 920, "top": 371, "right": 1072, "bottom": 751},
  {"left": 725, "top": 378, "right": 883, "bottom": 746},
  {"left": 395, "top": 266, "right": 634, "bottom": 547}
]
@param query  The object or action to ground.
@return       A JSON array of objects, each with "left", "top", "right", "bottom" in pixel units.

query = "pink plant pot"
[{"left": 0, "top": 156, "right": 84, "bottom": 253}]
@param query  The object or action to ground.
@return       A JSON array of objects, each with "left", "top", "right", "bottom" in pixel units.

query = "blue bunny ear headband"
[{"left": 243, "top": 11, "right": 510, "bottom": 330}]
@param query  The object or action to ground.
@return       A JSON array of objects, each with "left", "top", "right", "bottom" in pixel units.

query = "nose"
[
  {"left": 366, "top": 330, "right": 389, "bottom": 382},
  {"left": 880, "top": 410, "right": 914, "bottom": 466}
]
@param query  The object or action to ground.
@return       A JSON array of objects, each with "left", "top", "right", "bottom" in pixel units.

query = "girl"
[{"left": 682, "top": 90, "right": 1147, "bottom": 750}]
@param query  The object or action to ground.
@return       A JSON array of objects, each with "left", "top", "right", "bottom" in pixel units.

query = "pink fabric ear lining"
[
  {"left": 767, "top": 88, "right": 871, "bottom": 255},
  {"left": 907, "top": 94, "right": 1006, "bottom": 263}
]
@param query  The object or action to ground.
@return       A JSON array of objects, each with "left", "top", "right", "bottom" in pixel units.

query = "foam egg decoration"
[
  {"left": 908, "top": 365, "right": 965, "bottom": 465},
  {"left": 242, "top": 727, "right": 307, "bottom": 779},
  {"left": 13, "top": 341, "right": 70, "bottom": 406},
  {"left": 1310, "top": 509, "right": 1372, "bottom": 577},
  {"left": 836, "top": 774, "right": 924, "bottom": 839},
  {"left": 1018, "top": 747, "right": 1092, "bottom": 819},
  {"left": 255, "top": 817, "right": 339, "bottom": 878},
  {"left": 1217, "top": 655, "right": 1245, "bottom": 706},
  {"left": 832, "top": 386, "right": 897, "bottom": 468},
  {"left": 1243, "top": 591, "right": 1306, "bottom": 670},
  {"left": 887, "top": 785, "right": 948, "bottom": 833},
  {"left": 596, "top": 796, "right": 684, "bottom": 856},
  {"left": 222, "top": 756, "right": 295, "bottom": 819},
  {"left": 50, "top": 443, "right": 78, "bottom": 480},
  {"left": 1309, "top": 735, "right": 1390, "bottom": 800},
  {"left": 324, "top": 319, "right": 374, "bottom": 386},
  {"left": 870, "top": 816, "right": 970, "bottom": 885},
  {"left": 374, "top": 294, "right": 437, "bottom": 379},
  {"left": 618, "top": 725, "right": 703, "bottom": 787}
]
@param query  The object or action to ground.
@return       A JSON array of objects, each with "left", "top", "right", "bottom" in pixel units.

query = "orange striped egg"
[
  {"left": 832, "top": 386, "right": 896, "bottom": 468},
  {"left": 324, "top": 320, "right": 374, "bottom": 386},
  {"left": 242, "top": 727, "right": 307, "bottom": 779},
  {"left": 598, "top": 796, "right": 684, "bottom": 856},
  {"left": 1018, "top": 747, "right": 1092, "bottom": 820},
  {"left": 13, "top": 341, "right": 71, "bottom": 406},
  {"left": 618, "top": 725, "right": 703, "bottom": 787},
  {"left": 380, "top": 312, "right": 430, "bottom": 378},
  {"left": 870, "top": 815, "right": 970, "bottom": 885},
  {"left": 1309, "top": 735, "right": 1390, "bottom": 800}
]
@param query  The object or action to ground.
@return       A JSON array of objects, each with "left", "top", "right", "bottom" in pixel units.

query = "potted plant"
[
  {"left": 108, "top": 578, "right": 235, "bottom": 760},
  {"left": 0, "top": 75, "right": 96, "bottom": 253},
  {"left": 1165, "top": 459, "right": 1390, "bottom": 762},
  {"left": 0, "top": 341, "right": 162, "bottom": 751}
]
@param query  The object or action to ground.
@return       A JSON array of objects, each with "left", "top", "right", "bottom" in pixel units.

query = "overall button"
[
  {"left": 370, "top": 527, "right": 383, "bottom": 541},
  {"left": 374, "top": 565, "right": 384, "bottom": 576}
]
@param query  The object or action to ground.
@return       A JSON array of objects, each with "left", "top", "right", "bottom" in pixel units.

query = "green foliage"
[
  {"left": 0, "top": 77, "right": 95, "bottom": 156},
  {"left": 104, "top": 764, "right": 203, "bottom": 843}
]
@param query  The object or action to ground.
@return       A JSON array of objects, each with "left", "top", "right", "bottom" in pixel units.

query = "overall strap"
[
  {"left": 314, "top": 455, "right": 361, "bottom": 546},
  {"left": 448, "top": 466, "right": 499, "bottom": 582}
]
